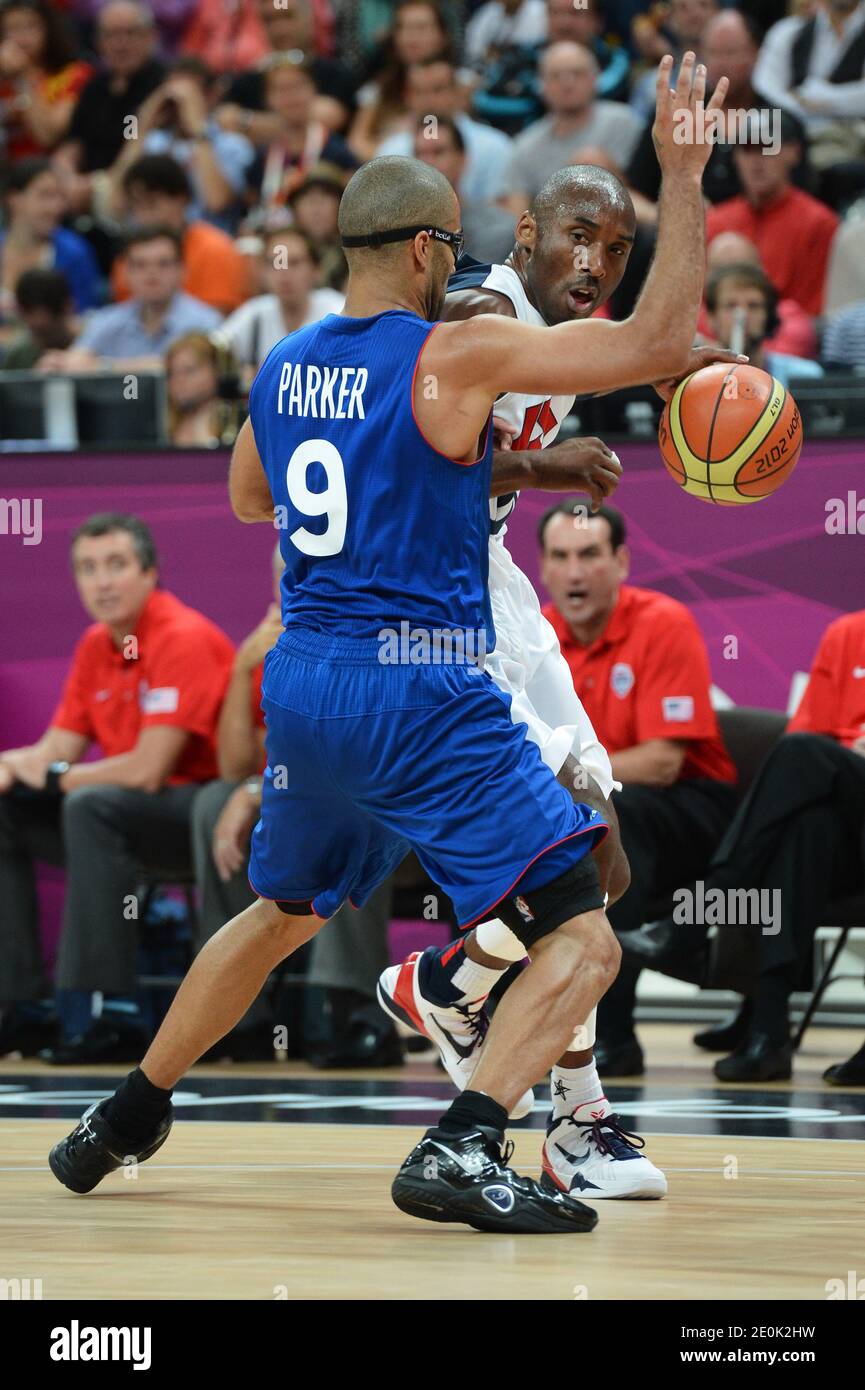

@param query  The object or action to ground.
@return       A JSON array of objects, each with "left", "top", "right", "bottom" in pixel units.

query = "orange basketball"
[{"left": 658, "top": 363, "right": 803, "bottom": 505}]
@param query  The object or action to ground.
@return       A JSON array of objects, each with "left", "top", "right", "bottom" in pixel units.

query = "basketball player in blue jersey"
[
  {"left": 378, "top": 166, "right": 743, "bottom": 1201},
  {"left": 50, "top": 55, "right": 729, "bottom": 1234}
]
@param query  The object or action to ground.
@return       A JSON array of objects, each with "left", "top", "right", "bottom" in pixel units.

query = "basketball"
[{"left": 658, "top": 363, "right": 803, "bottom": 505}]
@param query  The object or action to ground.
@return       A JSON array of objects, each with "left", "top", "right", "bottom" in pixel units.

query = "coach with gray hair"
[{"left": 0, "top": 513, "right": 234, "bottom": 1063}]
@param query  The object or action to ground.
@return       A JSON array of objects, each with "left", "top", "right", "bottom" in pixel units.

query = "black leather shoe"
[
  {"left": 714, "top": 1033, "right": 792, "bottom": 1082},
  {"left": 823, "top": 1045, "right": 865, "bottom": 1086},
  {"left": 40, "top": 1021, "right": 147, "bottom": 1066},
  {"left": 307, "top": 1004, "right": 404, "bottom": 1069},
  {"left": 0, "top": 1008, "right": 58, "bottom": 1058},
  {"left": 594, "top": 1035, "right": 644, "bottom": 1077},
  {"left": 693, "top": 998, "right": 753, "bottom": 1052},
  {"left": 616, "top": 923, "right": 707, "bottom": 984},
  {"left": 49, "top": 1098, "right": 173, "bottom": 1193}
]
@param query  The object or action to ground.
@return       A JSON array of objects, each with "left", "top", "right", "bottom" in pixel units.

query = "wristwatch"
[{"left": 44, "top": 760, "right": 71, "bottom": 795}]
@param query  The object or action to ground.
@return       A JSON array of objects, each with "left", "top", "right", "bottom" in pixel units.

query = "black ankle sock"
[
  {"left": 434, "top": 1089, "right": 508, "bottom": 1141},
  {"left": 752, "top": 969, "right": 793, "bottom": 1047},
  {"left": 103, "top": 1067, "right": 173, "bottom": 1146}
]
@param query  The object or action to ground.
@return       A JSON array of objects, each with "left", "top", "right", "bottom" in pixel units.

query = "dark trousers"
[
  {"left": 709, "top": 733, "right": 865, "bottom": 1006},
  {"left": 598, "top": 777, "right": 738, "bottom": 1043},
  {"left": 0, "top": 783, "right": 198, "bottom": 1002}
]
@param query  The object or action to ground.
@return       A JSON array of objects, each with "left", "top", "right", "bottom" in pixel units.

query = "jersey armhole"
[{"left": 410, "top": 321, "right": 491, "bottom": 469}]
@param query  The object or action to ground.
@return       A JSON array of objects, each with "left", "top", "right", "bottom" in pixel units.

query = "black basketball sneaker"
[
  {"left": 392, "top": 1126, "right": 598, "bottom": 1233},
  {"left": 49, "top": 1099, "right": 173, "bottom": 1194}
]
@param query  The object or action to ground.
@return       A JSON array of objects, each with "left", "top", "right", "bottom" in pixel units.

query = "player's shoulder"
[{"left": 444, "top": 256, "right": 519, "bottom": 321}]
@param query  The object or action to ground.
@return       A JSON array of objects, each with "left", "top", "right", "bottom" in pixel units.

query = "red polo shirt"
[
  {"left": 544, "top": 585, "right": 736, "bottom": 783},
  {"left": 788, "top": 611, "right": 865, "bottom": 748},
  {"left": 52, "top": 589, "right": 235, "bottom": 784},
  {"left": 705, "top": 186, "right": 838, "bottom": 317}
]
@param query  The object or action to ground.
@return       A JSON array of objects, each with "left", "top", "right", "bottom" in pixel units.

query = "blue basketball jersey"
[{"left": 248, "top": 309, "right": 494, "bottom": 651}]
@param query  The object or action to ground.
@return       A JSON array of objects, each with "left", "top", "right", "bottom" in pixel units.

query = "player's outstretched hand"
[
  {"left": 652, "top": 51, "right": 729, "bottom": 178},
  {"left": 652, "top": 344, "right": 749, "bottom": 401},
  {"left": 533, "top": 436, "right": 622, "bottom": 511}
]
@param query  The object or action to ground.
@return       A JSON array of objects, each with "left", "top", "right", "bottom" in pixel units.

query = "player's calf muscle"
[{"left": 528, "top": 912, "right": 620, "bottom": 1023}]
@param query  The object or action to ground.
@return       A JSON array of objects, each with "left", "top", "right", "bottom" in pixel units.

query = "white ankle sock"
[
  {"left": 450, "top": 955, "right": 506, "bottom": 1004},
  {"left": 550, "top": 1059, "right": 611, "bottom": 1120}
]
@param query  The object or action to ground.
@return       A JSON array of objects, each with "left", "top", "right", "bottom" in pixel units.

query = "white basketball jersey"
[{"left": 462, "top": 262, "right": 576, "bottom": 534}]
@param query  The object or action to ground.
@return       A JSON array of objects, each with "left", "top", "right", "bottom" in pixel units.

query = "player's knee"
[{"left": 256, "top": 897, "right": 321, "bottom": 951}]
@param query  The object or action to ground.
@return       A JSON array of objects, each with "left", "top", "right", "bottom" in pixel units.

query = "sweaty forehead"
[{"left": 544, "top": 189, "right": 634, "bottom": 238}]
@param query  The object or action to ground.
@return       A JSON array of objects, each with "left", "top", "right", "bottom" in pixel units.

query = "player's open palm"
[{"left": 652, "top": 51, "right": 729, "bottom": 179}]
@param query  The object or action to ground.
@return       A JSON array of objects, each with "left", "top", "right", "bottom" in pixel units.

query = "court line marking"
[{"left": 1, "top": 1162, "right": 863, "bottom": 1178}]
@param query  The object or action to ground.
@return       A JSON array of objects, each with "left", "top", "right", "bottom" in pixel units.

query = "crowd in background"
[
  {"left": 3, "top": 1, "right": 865, "bottom": 1082},
  {"left": 3, "top": 0, "right": 865, "bottom": 444}
]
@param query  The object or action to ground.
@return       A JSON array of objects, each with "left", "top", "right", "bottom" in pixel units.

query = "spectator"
[
  {"left": 53, "top": 0, "right": 165, "bottom": 209},
  {"left": 373, "top": 53, "right": 513, "bottom": 204},
  {"left": 539, "top": 501, "right": 738, "bottom": 1076},
  {"left": 188, "top": 543, "right": 285, "bottom": 1060},
  {"left": 505, "top": 40, "right": 642, "bottom": 208},
  {"left": 217, "top": 0, "right": 356, "bottom": 140},
  {"left": 630, "top": 0, "right": 719, "bottom": 120},
  {"left": 619, "top": 610, "right": 865, "bottom": 1083},
  {"left": 706, "top": 111, "right": 839, "bottom": 317},
  {"left": 701, "top": 231, "right": 818, "bottom": 360},
  {"left": 212, "top": 225, "right": 343, "bottom": 380},
  {"left": 465, "top": 0, "right": 548, "bottom": 69},
  {"left": 107, "top": 58, "right": 254, "bottom": 231},
  {"left": 704, "top": 263, "right": 823, "bottom": 388},
  {"left": 165, "top": 332, "right": 240, "bottom": 447},
  {"left": 243, "top": 52, "right": 357, "bottom": 221},
  {"left": 178, "top": 0, "right": 269, "bottom": 75},
  {"left": 287, "top": 161, "right": 348, "bottom": 290},
  {"left": 0, "top": 158, "right": 101, "bottom": 318},
  {"left": 545, "top": 0, "right": 630, "bottom": 102},
  {"left": 0, "top": 0, "right": 91, "bottom": 159},
  {"left": 0, "top": 266, "right": 76, "bottom": 367},
  {"left": 631, "top": 0, "right": 718, "bottom": 71},
  {"left": 348, "top": 1, "right": 460, "bottom": 162},
  {"left": 112, "top": 153, "right": 252, "bottom": 313},
  {"left": 0, "top": 513, "right": 235, "bottom": 1063},
  {"left": 824, "top": 200, "right": 865, "bottom": 312},
  {"left": 627, "top": 9, "right": 767, "bottom": 216},
  {"left": 413, "top": 114, "right": 517, "bottom": 262},
  {"left": 62, "top": 0, "right": 199, "bottom": 62},
  {"left": 821, "top": 297, "right": 865, "bottom": 368},
  {"left": 41, "top": 224, "right": 221, "bottom": 373},
  {"left": 753, "top": 0, "right": 865, "bottom": 155}
]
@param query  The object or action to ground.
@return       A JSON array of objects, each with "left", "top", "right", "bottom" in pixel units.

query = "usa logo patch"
[{"left": 610, "top": 662, "right": 634, "bottom": 698}]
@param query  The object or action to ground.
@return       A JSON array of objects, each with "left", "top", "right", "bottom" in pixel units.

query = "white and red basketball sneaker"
[
  {"left": 377, "top": 951, "right": 535, "bottom": 1120},
  {"left": 541, "top": 1108, "right": 667, "bottom": 1200}
]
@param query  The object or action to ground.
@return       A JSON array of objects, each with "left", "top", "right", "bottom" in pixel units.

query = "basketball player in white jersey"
[{"left": 379, "top": 164, "right": 742, "bottom": 1200}]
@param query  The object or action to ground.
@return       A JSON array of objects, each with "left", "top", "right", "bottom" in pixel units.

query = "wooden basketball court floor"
[{"left": 2, "top": 1023, "right": 864, "bottom": 1301}]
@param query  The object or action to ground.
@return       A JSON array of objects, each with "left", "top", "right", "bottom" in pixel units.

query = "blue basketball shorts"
[{"left": 247, "top": 628, "right": 608, "bottom": 926}]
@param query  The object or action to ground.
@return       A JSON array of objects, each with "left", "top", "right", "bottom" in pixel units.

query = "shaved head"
[
  {"left": 339, "top": 156, "right": 460, "bottom": 319},
  {"left": 339, "top": 156, "right": 458, "bottom": 255},
  {"left": 531, "top": 165, "right": 633, "bottom": 234}
]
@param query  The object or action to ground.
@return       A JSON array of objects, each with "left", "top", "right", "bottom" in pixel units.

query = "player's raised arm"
[{"left": 429, "top": 54, "right": 728, "bottom": 409}]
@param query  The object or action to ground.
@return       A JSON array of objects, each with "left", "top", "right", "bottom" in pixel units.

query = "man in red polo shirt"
[
  {"left": 705, "top": 110, "right": 838, "bottom": 318},
  {"left": 622, "top": 607, "right": 865, "bottom": 1083},
  {"left": 540, "top": 501, "right": 737, "bottom": 1075},
  {"left": 0, "top": 512, "right": 234, "bottom": 1062}
]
